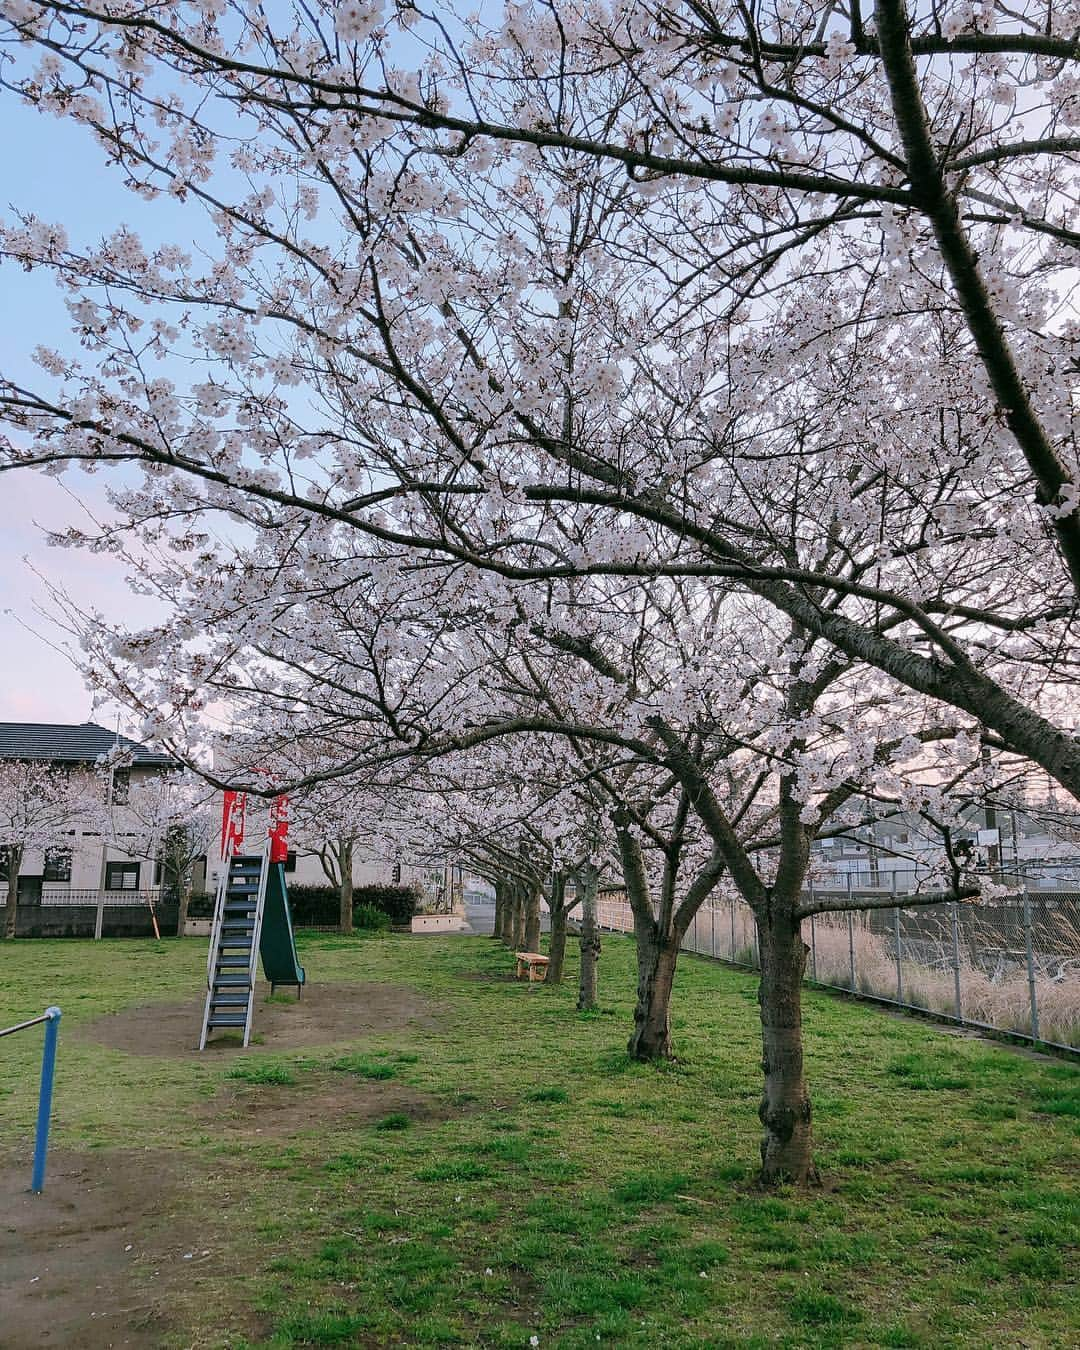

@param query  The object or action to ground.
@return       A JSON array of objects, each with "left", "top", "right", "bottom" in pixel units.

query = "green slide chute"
[{"left": 260, "top": 862, "right": 306, "bottom": 995}]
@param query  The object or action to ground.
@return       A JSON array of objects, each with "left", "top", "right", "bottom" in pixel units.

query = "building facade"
[{"left": 0, "top": 720, "right": 177, "bottom": 905}]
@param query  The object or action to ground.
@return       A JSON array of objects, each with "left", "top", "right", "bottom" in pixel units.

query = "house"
[{"left": 0, "top": 721, "right": 178, "bottom": 930}]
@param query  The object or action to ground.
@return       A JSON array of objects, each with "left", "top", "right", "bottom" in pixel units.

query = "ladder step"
[{"left": 201, "top": 852, "right": 267, "bottom": 1049}]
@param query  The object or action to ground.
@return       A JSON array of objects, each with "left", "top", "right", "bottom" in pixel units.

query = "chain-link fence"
[{"left": 595, "top": 878, "right": 1080, "bottom": 1055}]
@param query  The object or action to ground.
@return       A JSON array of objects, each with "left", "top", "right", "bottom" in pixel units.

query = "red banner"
[
  {"left": 268, "top": 793, "right": 290, "bottom": 863},
  {"left": 220, "top": 790, "right": 246, "bottom": 860}
]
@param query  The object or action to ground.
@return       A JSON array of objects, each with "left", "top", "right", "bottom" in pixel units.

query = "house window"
[
  {"left": 285, "top": 850, "right": 297, "bottom": 874},
  {"left": 44, "top": 848, "right": 72, "bottom": 882},
  {"left": 110, "top": 768, "right": 130, "bottom": 805},
  {"left": 105, "top": 861, "right": 140, "bottom": 891}
]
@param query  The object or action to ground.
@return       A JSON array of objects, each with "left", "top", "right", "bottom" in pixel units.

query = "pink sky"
[{"left": 0, "top": 469, "right": 163, "bottom": 725}]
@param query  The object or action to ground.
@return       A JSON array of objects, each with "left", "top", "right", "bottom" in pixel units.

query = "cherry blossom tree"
[
  {"left": 117, "top": 770, "right": 216, "bottom": 929},
  {"left": 0, "top": 0, "right": 1077, "bottom": 806}
]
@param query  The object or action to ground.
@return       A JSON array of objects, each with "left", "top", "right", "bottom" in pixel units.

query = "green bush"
[
  {"left": 286, "top": 885, "right": 341, "bottom": 926},
  {"left": 354, "top": 902, "right": 391, "bottom": 931},
  {"left": 353, "top": 883, "right": 421, "bottom": 926}
]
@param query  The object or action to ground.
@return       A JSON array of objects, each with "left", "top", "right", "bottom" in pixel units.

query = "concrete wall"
[{"left": 0, "top": 899, "right": 180, "bottom": 938}]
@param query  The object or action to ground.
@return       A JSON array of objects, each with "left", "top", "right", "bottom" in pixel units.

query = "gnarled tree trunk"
[
  {"left": 627, "top": 928, "right": 681, "bottom": 1060},
  {"left": 757, "top": 910, "right": 817, "bottom": 1186}
]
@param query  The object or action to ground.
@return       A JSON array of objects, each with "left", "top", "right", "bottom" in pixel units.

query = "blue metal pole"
[{"left": 31, "top": 1006, "right": 61, "bottom": 1194}]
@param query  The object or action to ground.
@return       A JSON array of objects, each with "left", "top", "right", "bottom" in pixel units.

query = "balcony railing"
[{"left": 0, "top": 886, "right": 172, "bottom": 908}]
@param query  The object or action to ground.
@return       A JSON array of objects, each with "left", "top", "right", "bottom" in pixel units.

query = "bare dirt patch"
[
  {"left": 78, "top": 982, "right": 441, "bottom": 1058},
  {"left": 0, "top": 1148, "right": 250, "bottom": 1350},
  {"left": 204, "top": 1075, "right": 457, "bottom": 1139}
]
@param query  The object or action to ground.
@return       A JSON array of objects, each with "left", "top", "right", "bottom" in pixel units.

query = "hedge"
[{"left": 187, "top": 882, "right": 421, "bottom": 927}]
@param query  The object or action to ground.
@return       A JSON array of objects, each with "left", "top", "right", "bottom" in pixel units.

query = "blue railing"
[{"left": 0, "top": 1006, "right": 61, "bottom": 1192}]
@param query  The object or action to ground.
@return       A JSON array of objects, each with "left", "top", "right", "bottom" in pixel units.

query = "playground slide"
[{"left": 260, "top": 863, "right": 306, "bottom": 994}]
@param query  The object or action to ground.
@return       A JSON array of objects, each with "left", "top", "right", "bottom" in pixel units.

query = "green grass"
[
  {"left": 227, "top": 1061, "right": 297, "bottom": 1086},
  {"left": 1, "top": 931, "right": 1077, "bottom": 1348}
]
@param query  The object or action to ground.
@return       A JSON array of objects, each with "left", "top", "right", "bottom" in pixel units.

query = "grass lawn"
[{"left": 1, "top": 931, "right": 1077, "bottom": 1348}]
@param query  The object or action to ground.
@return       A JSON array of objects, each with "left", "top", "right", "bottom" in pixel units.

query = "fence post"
[
  {"left": 846, "top": 873, "right": 855, "bottom": 991},
  {"left": 730, "top": 899, "right": 736, "bottom": 961},
  {"left": 1022, "top": 881, "right": 1040, "bottom": 1042},
  {"left": 710, "top": 904, "right": 715, "bottom": 958},
  {"left": 807, "top": 878, "right": 817, "bottom": 982},
  {"left": 951, "top": 902, "right": 962, "bottom": 1023},
  {"left": 809, "top": 913, "right": 817, "bottom": 983},
  {"left": 32, "top": 1007, "right": 61, "bottom": 1194},
  {"left": 891, "top": 872, "right": 902, "bottom": 1004}
]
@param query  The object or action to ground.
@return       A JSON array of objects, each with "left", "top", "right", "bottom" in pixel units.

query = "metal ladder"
[{"left": 199, "top": 849, "right": 269, "bottom": 1050}]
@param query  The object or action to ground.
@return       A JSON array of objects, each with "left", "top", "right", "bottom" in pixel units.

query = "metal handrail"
[
  {"left": 0, "top": 1012, "right": 52, "bottom": 1038},
  {"left": 0, "top": 1006, "right": 61, "bottom": 1191}
]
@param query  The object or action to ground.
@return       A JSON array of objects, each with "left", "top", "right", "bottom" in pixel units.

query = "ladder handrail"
[
  {"left": 199, "top": 844, "right": 271, "bottom": 1051},
  {"left": 241, "top": 844, "right": 271, "bottom": 1047},
  {"left": 205, "top": 863, "right": 230, "bottom": 989}
]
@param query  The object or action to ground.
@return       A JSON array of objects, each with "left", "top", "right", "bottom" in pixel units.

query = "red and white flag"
[{"left": 220, "top": 790, "right": 247, "bottom": 860}]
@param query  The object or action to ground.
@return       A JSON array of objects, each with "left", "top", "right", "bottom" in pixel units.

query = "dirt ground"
[
  {"left": 205, "top": 1073, "right": 458, "bottom": 1138},
  {"left": 2, "top": 982, "right": 450, "bottom": 1347},
  {"left": 0, "top": 1148, "right": 218, "bottom": 1350},
  {"left": 77, "top": 980, "right": 441, "bottom": 1057}
]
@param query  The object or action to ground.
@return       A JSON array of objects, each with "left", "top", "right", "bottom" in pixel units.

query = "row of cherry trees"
[{"left": 1, "top": 1, "right": 1077, "bottom": 1183}]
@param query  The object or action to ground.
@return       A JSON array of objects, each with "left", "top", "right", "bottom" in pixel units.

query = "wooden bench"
[{"left": 515, "top": 951, "right": 550, "bottom": 982}]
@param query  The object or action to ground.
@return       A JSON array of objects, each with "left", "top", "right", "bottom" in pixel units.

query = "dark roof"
[{"left": 0, "top": 722, "right": 175, "bottom": 767}]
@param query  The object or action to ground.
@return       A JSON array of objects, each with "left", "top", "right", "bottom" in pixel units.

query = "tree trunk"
[
  {"left": 627, "top": 928, "right": 681, "bottom": 1060},
  {"left": 523, "top": 882, "right": 541, "bottom": 953},
  {"left": 4, "top": 848, "right": 22, "bottom": 939},
  {"left": 492, "top": 880, "right": 505, "bottom": 941},
  {"left": 339, "top": 872, "right": 354, "bottom": 934},
  {"left": 177, "top": 879, "right": 192, "bottom": 936},
  {"left": 509, "top": 884, "right": 525, "bottom": 949},
  {"left": 338, "top": 840, "right": 354, "bottom": 933},
  {"left": 546, "top": 883, "right": 567, "bottom": 984},
  {"left": 577, "top": 867, "right": 600, "bottom": 1012},
  {"left": 757, "top": 911, "right": 817, "bottom": 1187}
]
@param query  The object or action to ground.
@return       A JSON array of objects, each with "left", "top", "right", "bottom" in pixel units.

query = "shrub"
[
  {"left": 286, "top": 885, "right": 339, "bottom": 926},
  {"left": 353, "top": 883, "right": 421, "bottom": 926},
  {"left": 354, "top": 902, "right": 391, "bottom": 932}
]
